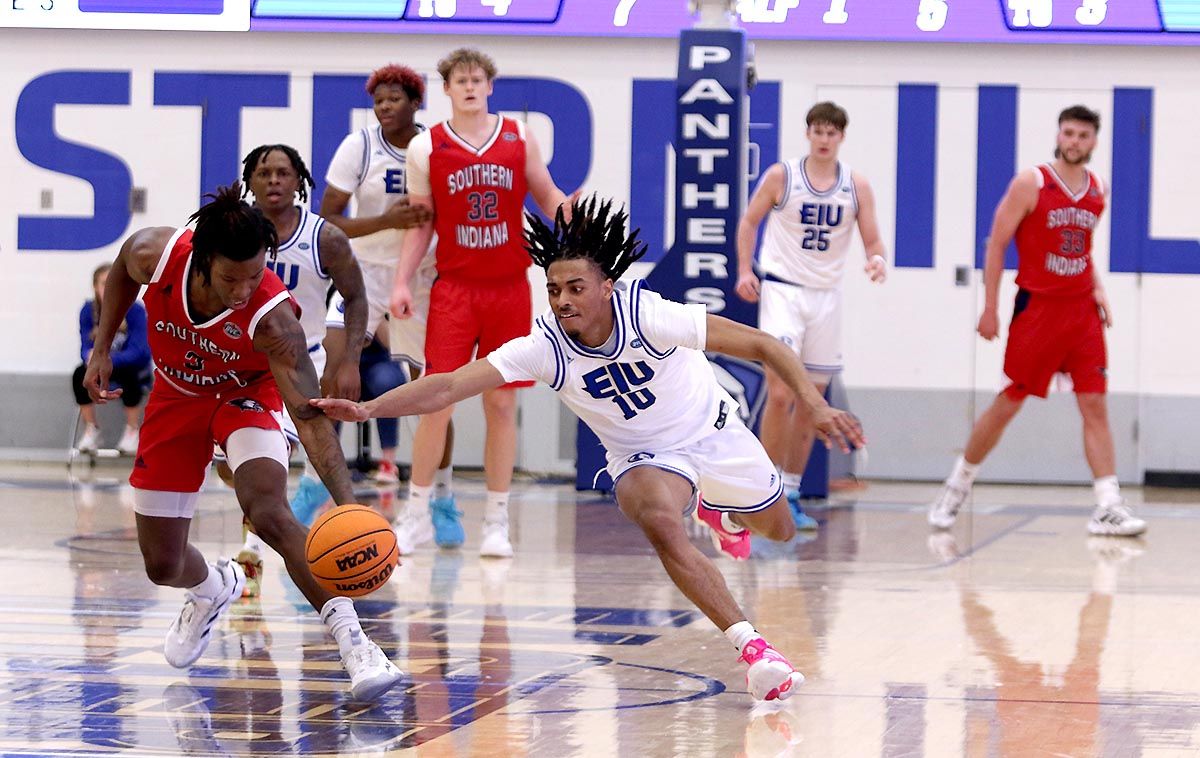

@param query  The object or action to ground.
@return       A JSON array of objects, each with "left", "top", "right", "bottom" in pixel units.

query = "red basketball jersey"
[
  {"left": 144, "top": 228, "right": 296, "bottom": 398},
  {"left": 428, "top": 116, "right": 529, "bottom": 281},
  {"left": 1014, "top": 164, "right": 1106, "bottom": 297}
]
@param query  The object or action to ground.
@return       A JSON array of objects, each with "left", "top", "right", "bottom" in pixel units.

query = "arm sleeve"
[
  {"left": 486, "top": 332, "right": 555, "bottom": 386},
  {"left": 324, "top": 130, "right": 368, "bottom": 194},
  {"left": 111, "top": 302, "right": 150, "bottom": 369},
  {"left": 79, "top": 302, "right": 94, "bottom": 363},
  {"left": 633, "top": 284, "right": 708, "bottom": 352},
  {"left": 405, "top": 131, "right": 433, "bottom": 196}
]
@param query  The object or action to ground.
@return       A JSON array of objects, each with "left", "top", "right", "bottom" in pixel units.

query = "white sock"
[
  {"left": 321, "top": 596, "right": 365, "bottom": 657},
  {"left": 1094, "top": 475, "right": 1121, "bottom": 508},
  {"left": 947, "top": 456, "right": 980, "bottom": 490},
  {"left": 485, "top": 490, "right": 509, "bottom": 522},
  {"left": 242, "top": 530, "right": 265, "bottom": 556},
  {"left": 720, "top": 511, "right": 747, "bottom": 534},
  {"left": 406, "top": 483, "right": 432, "bottom": 519},
  {"left": 189, "top": 563, "right": 223, "bottom": 600},
  {"left": 724, "top": 620, "right": 758, "bottom": 653},
  {"left": 434, "top": 466, "right": 454, "bottom": 499},
  {"left": 781, "top": 471, "right": 802, "bottom": 492}
]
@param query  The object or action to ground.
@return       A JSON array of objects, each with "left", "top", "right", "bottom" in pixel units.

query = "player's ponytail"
[{"left": 188, "top": 183, "right": 279, "bottom": 284}]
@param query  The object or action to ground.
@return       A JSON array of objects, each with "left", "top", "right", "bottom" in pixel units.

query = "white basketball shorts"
[{"left": 758, "top": 279, "right": 843, "bottom": 376}]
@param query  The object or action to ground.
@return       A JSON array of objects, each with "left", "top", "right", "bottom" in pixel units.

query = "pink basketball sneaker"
[
  {"left": 740, "top": 638, "right": 805, "bottom": 701},
  {"left": 694, "top": 501, "right": 751, "bottom": 560}
]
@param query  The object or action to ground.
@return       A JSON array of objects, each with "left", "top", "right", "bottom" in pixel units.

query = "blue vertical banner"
[
  {"left": 645, "top": 28, "right": 752, "bottom": 324},
  {"left": 894, "top": 84, "right": 938, "bottom": 269},
  {"left": 975, "top": 85, "right": 1019, "bottom": 270}
]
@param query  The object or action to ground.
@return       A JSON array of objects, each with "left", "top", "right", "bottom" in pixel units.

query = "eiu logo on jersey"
[
  {"left": 223, "top": 323, "right": 243, "bottom": 339},
  {"left": 266, "top": 261, "right": 299, "bottom": 291},
  {"left": 799, "top": 202, "right": 844, "bottom": 252},
  {"left": 383, "top": 168, "right": 406, "bottom": 194},
  {"left": 627, "top": 452, "right": 655, "bottom": 463},
  {"left": 581, "top": 361, "right": 656, "bottom": 420},
  {"left": 228, "top": 397, "right": 264, "bottom": 413}
]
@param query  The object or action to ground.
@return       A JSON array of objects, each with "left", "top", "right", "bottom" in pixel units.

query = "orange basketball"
[{"left": 305, "top": 504, "right": 399, "bottom": 597}]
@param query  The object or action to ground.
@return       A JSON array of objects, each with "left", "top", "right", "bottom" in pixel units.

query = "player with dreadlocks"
[
  {"left": 84, "top": 184, "right": 403, "bottom": 700},
  {"left": 314, "top": 196, "right": 865, "bottom": 701},
  {"left": 231, "top": 143, "right": 367, "bottom": 597}
]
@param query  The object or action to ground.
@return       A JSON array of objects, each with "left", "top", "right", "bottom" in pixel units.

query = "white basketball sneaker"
[
  {"left": 392, "top": 507, "right": 433, "bottom": 556},
  {"left": 740, "top": 638, "right": 805, "bottom": 701},
  {"left": 117, "top": 426, "right": 139, "bottom": 456},
  {"left": 927, "top": 484, "right": 969, "bottom": 529},
  {"left": 1087, "top": 501, "right": 1147, "bottom": 537},
  {"left": 479, "top": 515, "right": 514, "bottom": 558},
  {"left": 341, "top": 634, "right": 404, "bottom": 701},
  {"left": 164, "top": 559, "right": 245, "bottom": 668},
  {"left": 77, "top": 424, "right": 101, "bottom": 453}
]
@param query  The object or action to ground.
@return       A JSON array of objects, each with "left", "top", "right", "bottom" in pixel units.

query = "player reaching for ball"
[
  {"left": 82, "top": 185, "right": 403, "bottom": 700},
  {"left": 316, "top": 197, "right": 865, "bottom": 701}
]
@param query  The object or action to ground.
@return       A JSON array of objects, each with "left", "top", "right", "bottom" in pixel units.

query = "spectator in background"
[
  {"left": 73, "top": 263, "right": 150, "bottom": 454},
  {"left": 360, "top": 332, "right": 408, "bottom": 483}
]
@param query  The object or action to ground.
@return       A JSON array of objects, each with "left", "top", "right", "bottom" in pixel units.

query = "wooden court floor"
[{"left": 0, "top": 461, "right": 1197, "bottom": 757}]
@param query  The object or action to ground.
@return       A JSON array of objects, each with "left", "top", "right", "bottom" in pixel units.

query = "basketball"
[{"left": 305, "top": 504, "right": 399, "bottom": 597}]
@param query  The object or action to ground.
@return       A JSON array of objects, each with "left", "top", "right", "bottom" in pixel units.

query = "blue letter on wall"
[
  {"left": 154, "top": 73, "right": 290, "bottom": 202},
  {"left": 311, "top": 74, "right": 373, "bottom": 207},
  {"left": 491, "top": 77, "right": 592, "bottom": 216},
  {"left": 16, "top": 71, "right": 133, "bottom": 251},
  {"left": 1110, "top": 87, "right": 1200, "bottom": 273}
]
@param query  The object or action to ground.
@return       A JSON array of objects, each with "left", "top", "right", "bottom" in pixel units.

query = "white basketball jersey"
[
  {"left": 325, "top": 124, "right": 427, "bottom": 266},
  {"left": 758, "top": 158, "right": 858, "bottom": 289},
  {"left": 268, "top": 206, "right": 329, "bottom": 349},
  {"left": 488, "top": 280, "right": 737, "bottom": 456}
]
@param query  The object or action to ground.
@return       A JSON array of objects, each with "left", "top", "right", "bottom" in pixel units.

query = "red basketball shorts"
[
  {"left": 130, "top": 381, "right": 285, "bottom": 493},
  {"left": 424, "top": 275, "right": 534, "bottom": 389},
  {"left": 1003, "top": 289, "right": 1107, "bottom": 400}
]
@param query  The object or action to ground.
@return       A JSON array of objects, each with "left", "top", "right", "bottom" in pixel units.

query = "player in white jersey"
[
  {"left": 735, "top": 102, "right": 888, "bottom": 530},
  {"left": 235, "top": 143, "right": 367, "bottom": 596},
  {"left": 314, "top": 198, "right": 865, "bottom": 702},
  {"left": 316, "top": 64, "right": 457, "bottom": 507}
]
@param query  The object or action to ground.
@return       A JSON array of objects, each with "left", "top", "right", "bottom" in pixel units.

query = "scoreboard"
[
  {"left": 249, "top": 0, "right": 1200, "bottom": 44},
  {"left": 2, "top": 0, "right": 1199, "bottom": 43}
]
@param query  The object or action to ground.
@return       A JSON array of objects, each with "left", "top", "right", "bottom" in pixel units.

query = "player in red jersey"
[
  {"left": 928, "top": 106, "right": 1146, "bottom": 537},
  {"left": 388, "top": 47, "right": 576, "bottom": 558},
  {"left": 83, "top": 185, "right": 404, "bottom": 700}
]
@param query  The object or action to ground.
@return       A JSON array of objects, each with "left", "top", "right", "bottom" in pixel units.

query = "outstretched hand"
[
  {"left": 810, "top": 406, "right": 865, "bottom": 453},
  {"left": 311, "top": 397, "right": 370, "bottom": 423}
]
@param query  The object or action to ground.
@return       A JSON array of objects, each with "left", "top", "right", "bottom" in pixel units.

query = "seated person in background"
[
  {"left": 74, "top": 263, "right": 150, "bottom": 454},
  {"left": 362, "top": 329, "right": 408, "bottom": 484}
]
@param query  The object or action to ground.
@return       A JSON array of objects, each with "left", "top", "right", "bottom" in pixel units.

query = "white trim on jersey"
[
  {"left": 534, "top": 316, "right": 568, "bottom": 391},
  {"left": 1045, "top": 163, "right": 1091, "bottom": 202},
  {"left": 356, "top": 127, "right": 371, "bottom": 186},
  {"left": 444, "top": 117, "right": 504, "bottom": 156},
  {"left": 248, "top": 291, "right": 291, "bottom": 339},
  {"left": 551, "top": 293, "right": 626, "bottom": 360},
  {"left": 774, "top": 161, "right": 792, "bottom": 211},
  {"left": 151, "top": 228, "right": 187, "bottom": 284},
  {"left": 798, "top": 157, "right": 843, "bottom": 198},
  {"left": 629, "top": 280, "right": 677, "bottom": 360},
  {"left": 182, "top": 254, "right": 234, "bottom": 329}
]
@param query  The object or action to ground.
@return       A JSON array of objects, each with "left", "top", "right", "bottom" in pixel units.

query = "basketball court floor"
[{"left": 0, "top": 460, "right": 1196, "bottom": 757}]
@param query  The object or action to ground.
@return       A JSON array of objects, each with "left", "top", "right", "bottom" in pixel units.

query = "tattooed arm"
[{"left": 254, "top": 302, "right": 355, "bottom": 505}]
